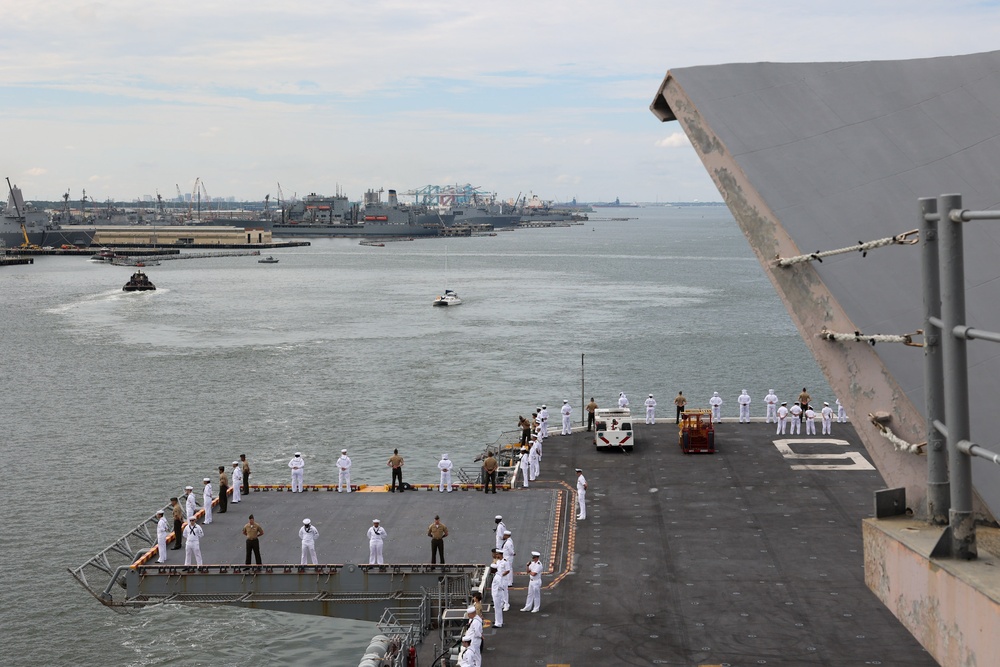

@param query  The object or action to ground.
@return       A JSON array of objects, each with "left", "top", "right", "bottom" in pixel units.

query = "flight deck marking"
[{"left": 772, "top": 439, "right": 876, "bottom": 471}]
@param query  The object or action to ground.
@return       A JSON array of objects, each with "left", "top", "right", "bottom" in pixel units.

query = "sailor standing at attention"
[
  {"left": 501, "top": 530, "right": 515, "bottom": 593},
  {"left": 709, "top": 392, "right": 723, "bottom": 422},
  {"left": 428, "top": 515, "right": 448, "bottom": 564},
  {"left": 528, "top": 437, "right": 541, "bottom": 481},
  {"left": 764, "top": 389, "right": 778, "bottom": 423},
  {"left": 217, "top": 466, "right": 228, "bottom": 513},
  {"left": 519, "top": 447, "right": 531, "bottom": 488},
  {"left": 155, "top": 510, "right": 169, "bottom": 563},
  {"left": 789, "top": 403, "right": 803, "bottom": 434},
  {"left": 576, "top": 468, "right": 588, "bottom": 520},
  {"left": 797, "top": 388, "right": 811, "bottom": 422},
  {"left": 183, "top": 517, "right": 204, "bottom": 567},
  {"left": 644, "top": 394, "right": 657, "bottom": 424},
  {"left": 240, "top": 454, "right": 251, "bottom": 496},
  {"left": 586, "top": 397, "right": 598, "bottom": 431},
  {"left": 495, "top": 515, "right": 507, "bottom": 551},
  {"left": 618, "top": 392, "right": 629, "bottom": 408},
  {"left": 776, "top": 402, "right": 789, "bottom": 435},
  {"left": 288, "top": 452, "right": 305, "bottom": 492},
  {"left": 490, "top": 560, "right": 510, "bottom": 628},
  {"left": 465, "top": 606, "right": 484, "bottom": 667},
  {"left": 337, "top": 449, "right": 352, "bottom": 493},
  {"left": 438, "top": 453, "right": 454, "bottom": 492},
  {"left": 184, "top": 485, "right": 198, "bottom": 520},
  {"left": 561, "top": 399, "right": 572, "bottom": 435},
  {"left": 367, "top": 519, "right": 387, "bottom": 564},
  {"left": 521, "top": 551, "right": 543, "bottom": 612},
  {"left": 299, "top": 518, "right": 319, "bottom": 565},
  {"left": 674, "top": 391, "right": 686, "bottom": 424},
  {"left": 821, "top": 402, "right": 834, "bottom": 434},
  {"left": 836, "top": 398, "right": 848, "bottom": 423},
  {"left": 170, "top": 497, "right": 184, "bottom": 550},
  {"left": 538, "top": 405, "right": 549, "bottom": 439},
  {"left": 738, "top": 390, "right": 751, "bottom": 423},
  {"left": 387, "top": 448, "right": 404, "bottom": 493},
  {"left": 804, "top": 405, "right": 817, "bottom": 435},
  {"left": 231, "top": 462, "right": 243, "bottom": 503},
  {"left": 202, "top": 478, "right": 214, "bottom": 524}
]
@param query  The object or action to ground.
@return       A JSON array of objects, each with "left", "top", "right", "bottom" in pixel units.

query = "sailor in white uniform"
[
  {"left": 528, "top": 437, "right": 540, "bottom": 481},
  {"left": 561, "top": 400, "right": 572, "bottom": 435},
  {"left": 521, "top": 551, "right": 543, "bottom": 612},
  {"left": 202, "top": 478, "right": 213, "bottom": 524},
  {"left": 821, "top": 402, "right": 834, "bottom": 434},
  {"left": 776, "top": 402, "right": 789, "bottom": 435},
  {"left": 465, "top": 606, "right": 484, "bottom": 666},
  {"left": 494, "top": 515, "right": 507, "bottom": 551},
  {"left": 709, "top": 392, "right": 723, "bottom": 422},
  {"left": 501, "top": 530, "right": 515, "bottom": 592},
  {"left": 804, "top": 406, "right": 817, "bottom": 435},
  {"left": 299, "top": 518, "right": 319, "bottom": 565},
  {"left": 367, "top": 519, "right": 387, "bottom": 564},
  {"left": 764, "top": 390, "right": 778, "bottom": 423},
  {"left": 789, "top": 403, "right": 802, "bottom": 434},
  {"left": 836, "top": 398, "right": 848, "bottom": 423},
  {"left": 491, "top": 559, "right": 510, "bottom": 628},
  {"left": 288, "top": 452, "right": 305, "bottom": 493},
  {"left": 183, "top": 518, "right": 204, "bottom": 566},
  {"left": 184, "top": 485, "right": 198, "bottom": 520},
  {"left": 538, "top": 405, "right": 549, "bottom": 439},
  {"left": 576, "top": 468, "right": 588, "bottom": 520},
  {"left": 438, "top": 453, "right": 453, "bottom": 492},
  {"left": 337, "top": 449, "right": 352, "bottom": 493},
  {"left": 155, "top": 510, "right": 169, "bottom": 563},
  {"left": 618, "top": 392, "right": 629, "bottom": 408},
  {"left": 518, "top": 447, "right": 531, "bottom": 487},
  {"left": 231, "top": 461, "right": 242, "bottom": 503},
  {"left": 737, "top": 390, "right": 751, "bottom": 423},
  {"left": 644, "top": 394, "right": 656, "bottom": 424}
]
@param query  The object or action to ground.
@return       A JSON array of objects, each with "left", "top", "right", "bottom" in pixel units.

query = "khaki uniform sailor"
[
  {"left": 337, "top": 449, "right": 352, "bottom": 492},
  {"left": 155, "top": 510, "right": 169, "bottom": 563},
  {"left": 674, "top": 391, "right": 686, "bottom": 424},
  {"left": 387, "top": 449, "right": 404, "bottom": 492},
  {"left": 217, "top": 467, "right": 229, "bottom": 513},
  {"left": 428, "top": 515, "right": 448, "bottom": 564},
  {"left": 240, "top": 454, "right": 251, "bottom": 495},
  {"left": 288, "top": 453, "right": 305, "bottom": 492},
  {"left": 299, "top": 518, "right": 319, "bottom": 565},
  {"left": 171, "top": 498, "right": 184, "bottom": 550}
]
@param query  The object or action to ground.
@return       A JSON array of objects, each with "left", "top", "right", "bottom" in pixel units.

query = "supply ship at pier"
[
  {"left": 2, "top": 183, "right": 95, "bottom": 249},
  {"left": 270, "top": 189, "right": 452, "bottom": 238}
]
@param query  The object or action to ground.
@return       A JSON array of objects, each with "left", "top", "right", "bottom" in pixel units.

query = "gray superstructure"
[
  {"left": 2, "top": 182, "right": 95, "bottom": 249},
  {"left": 270, "top": 189, "right": 452, "bottom": 238}
]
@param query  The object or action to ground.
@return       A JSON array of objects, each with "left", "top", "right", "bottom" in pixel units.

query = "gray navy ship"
[
  {"left": 2, "top": 181, "right": 95, "bottom": 249},
  {"left": 270, "top": 188, "right": 453, "bottom": 238}
]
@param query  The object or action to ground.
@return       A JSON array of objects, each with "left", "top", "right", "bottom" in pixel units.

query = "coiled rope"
[
  {"left": 818, "top": 328, "right": 924, "bottom": 347},
  {"left": 775, "top": 229, "right": 919, "bottom": 267},
  {"left": 869, "top": 413, "right": 925, "bottom": 454}
]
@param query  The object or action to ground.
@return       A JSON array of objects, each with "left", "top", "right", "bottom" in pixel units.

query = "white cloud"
[
  {"left": 26, "top": 167, "right": 47, "bottom": 176},
  {"left": 656, "top": 133, "right": 691, "bottom": 149}
]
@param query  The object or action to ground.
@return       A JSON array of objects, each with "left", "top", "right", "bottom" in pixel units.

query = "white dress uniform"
[
  {"left": 185, "top": 489, "right": 197, "bottom": 520},
  {"left": 367, "top": 522, "right": 387, "bottom": 564},
  {"left": 561, "top": 401, "right": 572, "bottom": 434},
  {"left": 644, "top": 395, "right": 656, "bottom": 424},
  {"left": 738, "top": 390, "right": 751, "bottom": 423},
  {"left": 288, "top": 453, "right": 305, "bottom": 492},
  {"left": 466, "top": 611, "right": 484, "bottom": 666},
  {"left": 776, "top": 404, "right": 789, "bottom": 434},
  {"left": 337, "top": 451, "right": 352, "bottom": 492},
  {"left": 491, "top": 560, "right": 510, "bottom": 627},
  {"left": 231, "top": 463, "right": 243, "bottom": 503},
  {"left": 821, "top": 403, "right": 834, "bottom": 434},
  {"left": 522, "top": 554, "right": 543, "bottom": 612},
  {"left": 528, "top": 440, "right": 540, "bottom": 480},
  {"left": 501, "top": 534, "right": 515, "bottom": 588},
  {"left": 156, "top": 514, "right": 169, "bottom": 563},
  {"left": 519, "top": 449, "right": 530, "bottom": 487},
  {"left": 836, "top": 398, "right": 848, "bottom": 422},
  {"left": 618, "top": 392, "right": 629, "bottom": 408},
  {"left": 576, "top": 470, "right": 587, "bottom": 520},
  {"left": 804, "top": 408, "right": 817, "bottom": 435},
  {"left": 299, "top": 521, "right": 319, "bottom": 564},
  {"left": 495, "top": 517, "right": 507, "bottom": 551},
  {"left": 764, "top": 390, "right": 778, "bottom": 423},
  {"left": 538, "top": 406, "right": 549, "bottom": 438},
  {"left": 709, "top": 392, "right": 723, "bottom": 421},
  {"left": 183, "top": 521, "right": 204, "bottom": 566},
  {"left": 202, "top": 480, "right": 213, "bottom": 524},
  {"left": 789, "top": 404, "right": 802, "bottom": 434},
  {"left": 438, "top": 454, "right": 453, "bottom": 492}
]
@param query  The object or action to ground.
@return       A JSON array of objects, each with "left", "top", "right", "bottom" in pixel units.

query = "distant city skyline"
[{"left": 4, "top": 2, "right": 1000, "bottom": 203}]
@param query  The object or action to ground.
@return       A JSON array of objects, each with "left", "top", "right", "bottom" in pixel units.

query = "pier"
[
  {"left": 72, "top": 419, "right": 935, "bottom": 665},
  {"left": 0, "top": 254, "right": 34, "bottom": 266}
]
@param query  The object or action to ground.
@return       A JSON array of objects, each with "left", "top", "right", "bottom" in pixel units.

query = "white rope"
[
  {"left": 775, "top": 229, "right": 919, "bottom": 267},
  {"left": 818, "top": 328, "right": 923, "bottom": 347},
  {"left": 869, "top": 414, "right": 925, "bottom": 454}
]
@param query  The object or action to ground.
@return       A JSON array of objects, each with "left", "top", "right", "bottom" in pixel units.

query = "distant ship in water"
[
  {"left": 590, "top": 197, "right": 639, "bottom": 208},
  {"left": 270, "top": 189, "right": 452, "bottom": 238},
  {"left": 1, "top": 180, "right": 95, "bottom": 249}
]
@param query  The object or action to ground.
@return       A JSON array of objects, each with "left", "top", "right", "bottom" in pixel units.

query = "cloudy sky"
[{"left": 3, "top": 1, "right": 1000, "bottom": 203}]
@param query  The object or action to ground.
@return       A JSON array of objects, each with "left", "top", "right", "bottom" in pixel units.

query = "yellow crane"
[{"left": 6, "top": 177, "right": 41, "bottom": 249}]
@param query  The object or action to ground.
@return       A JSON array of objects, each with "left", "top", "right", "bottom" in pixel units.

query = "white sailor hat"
[
  {"left": 462, "top": 633, "right": 474, "bottom": 642},
  {"left": 372, "top": 518, "right": 380, "bottom": 523},
  {"left": 531, "top": 551, "right": 541, "bottom": 557},
  {"left": 575, "top": 468, "right": 583, "bottom": 472},
  {"left": 185, "top": 485, "right": 193, "bottom": 490},
  {"left": 203, "top": 477, "right": 210, "bottom": 482},
  {"left": 495, "top": 515, "right": 503, "bottom": 520},
  {"left": 232, "top": 461, "right": 239, "bottom": 465},
  {"left": 542, "top": 404, "right": 546, "bottom": 409},
  {"left": 563, "top": 399, "right": 568, "bottom": 403},
  {"left": 341, "top": 448, "right": 347, "bottom": 453},
  {"left": 303, "top": 518, "right": 311, "bottom": 524},
  {"left": 489, "top": 562, "right": 498, "bottom": 570},
  {"left": 442, "top": 453, "right": 449, "bottom": 459},
  {"left": 503, "top": 529, "right": 511, "bottom": 535},
  {"left": 155, "top": 509, "right": 164, "bottom": 515},
  {"left": 781, "top": 402, "right": 787, "bottom": 405},
  {"left": 294, "top": 452, "right": 301, "bottom": 456},
  {"left": 466, "top": 605, "right": 477, "bottom": 614},
  {"left": 824, "top": 401, "right": 829, "bottom": 405}
]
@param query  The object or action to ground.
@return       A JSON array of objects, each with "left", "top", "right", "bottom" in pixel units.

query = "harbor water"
[{"left": 0, "top": 206, "right": 830, "bottom": 666}]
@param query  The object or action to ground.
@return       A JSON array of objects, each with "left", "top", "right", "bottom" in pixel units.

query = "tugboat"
[
  {"left": 123, "top": 271, "right": 156, "bottom": 292},
  {"left": 258, "top": 255, "right": 279, "bottom": 263},
  {"left": 432, "top": 289, "right": 462, "bottom": 307}
]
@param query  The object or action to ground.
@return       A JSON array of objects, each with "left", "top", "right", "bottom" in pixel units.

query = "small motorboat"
[
  {"left": 258, "top": 256, "right": 279, "bottom": 264},
  {"left": 123, "top": 271, "right": 155, "bottom": 292},
  {"left": 432, "top": 289, "right": 462, "bottom": 307}
]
